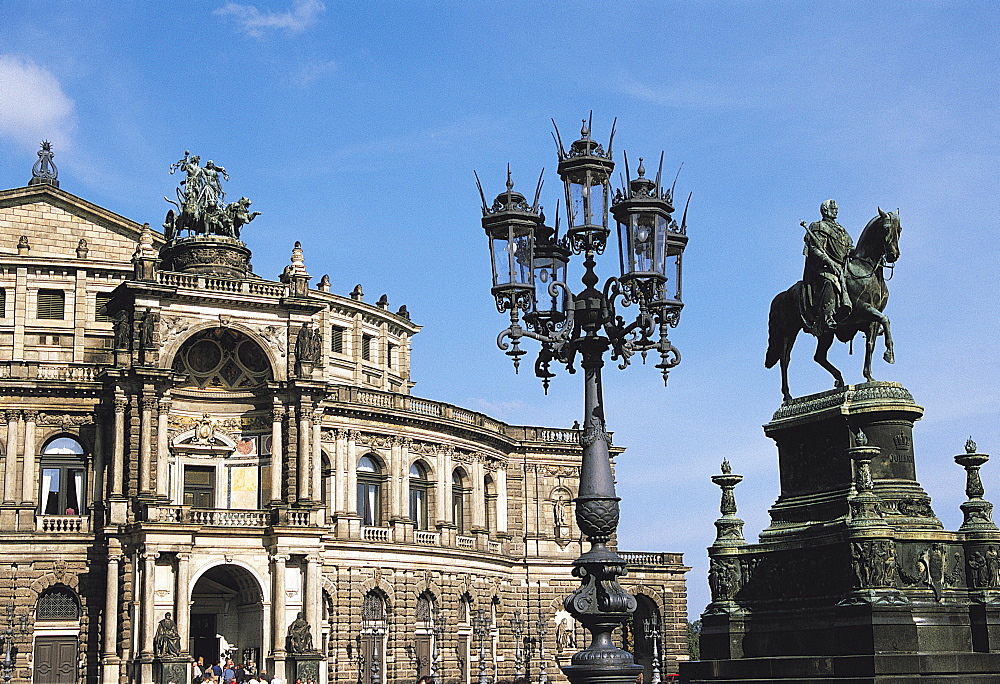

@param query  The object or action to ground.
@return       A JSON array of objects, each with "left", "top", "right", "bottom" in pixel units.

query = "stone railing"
[
  {"left": 158, "top": 271, "right": 288, "bottom": 298},
  {"left": 330, "top": 386, "right": 580, "bottom": 446},
  {"left": 415, "top": 530, "right": 440, "bottom": 545},
  {"left": 618, "top": 551, "right": 683, "bottom": 566},
  {"left": 456, "top": 535, "right": 476, "bottom": 550},
  {"left": 0, "top": 363, "right": 101, "bottom": 382},
  {"left": 145, "top": 506, "right": 268, "bottom": 527},
  {"left": 36, "top": 515, "right": 90, "bottom": 533},
  {"left": 488, "top": 540, "right": 503, "bottom": 555},
  {"left": 362, "top": 526, "right": 393, "bottom": 543}
]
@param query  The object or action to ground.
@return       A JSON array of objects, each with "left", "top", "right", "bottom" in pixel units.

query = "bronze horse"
[{"left": 766, "top": 208, "right": 901, "bottom": 401}]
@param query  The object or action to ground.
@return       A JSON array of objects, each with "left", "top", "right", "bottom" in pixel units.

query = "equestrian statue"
[{"left": 766, "top": 199, "right": 901, "bottom": 402}]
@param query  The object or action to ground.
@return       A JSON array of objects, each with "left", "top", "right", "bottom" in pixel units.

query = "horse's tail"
[{"left": 766, "top": 287, "right": 794, "bottom": 368}]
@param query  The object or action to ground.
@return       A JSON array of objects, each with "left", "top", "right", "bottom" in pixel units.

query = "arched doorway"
[
  {"left": 632, "top": 594, "right": 661, "bottom": 683},
  {"left": 190, "top": 565, "right": 264, "bottom": 668},
  {"left": 33, "top": 585, "right": 81, "bottom": 684}
]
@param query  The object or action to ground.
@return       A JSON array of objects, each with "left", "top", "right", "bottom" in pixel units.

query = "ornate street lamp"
[
  {"left": 510, "top": 613, "right": 527, "bottom": 680},
  {"left": 1, "top": 605, "right": 28, "bottom": 684},
  {"left": 472, "top": 608, "right": 491, "bottom": 684},
  {"left": 477, "top": 116, "right": 689, "bottom": 684},
  {"left": 643, "top": 616, "right": 662, "bottom": 684},
  {"left": 431, "top": 604, "right": 446, "bottom": 684},
  {"left": 535, "top": 616, "right": 549, "bottom": 684}
]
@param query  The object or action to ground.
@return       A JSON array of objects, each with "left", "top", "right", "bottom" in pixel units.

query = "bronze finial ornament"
[{"left": 766, "top": 202, "right": 902, "bottom": 401}]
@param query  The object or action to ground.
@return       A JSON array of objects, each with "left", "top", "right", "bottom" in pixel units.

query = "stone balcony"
[{"left": 36, "top": 514, "right": 91, "bottom": 533}]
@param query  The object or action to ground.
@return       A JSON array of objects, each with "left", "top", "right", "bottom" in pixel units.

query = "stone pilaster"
[
  {"left": 495, "top": 464, "right": 509, "bottom": 533},
  {"left": 175, "top": 553, "right": 191, "bottom": 656},
  {"left": 141, "top": 550, "right": 158, "bottom": 658},
  {"left": 312, "top": 410, "right": 323, "bottom": 508},
  {"left": 271, "top": 553, "right": 289, "bottom": 680},
  {"left": 271, "top": 404, "right": 284, "bottom": 504},
  {"left": 3, "top": 411, "right": 18, "bottom": 504},
  {"left": 140, "top": 395, "right": 157, "bottom": 495},
  {"left": 102, "top": 551, "right": 122, "bottom": 684},
  {"left": 111, "top": 395, "right": 127, "bottom": 497},
  {"left": 156, "top": 399, "right": 171, "bottom": 499},
  {"left": 298, "top": 404, "right": 311, "bottom": 502},
  {"left": 305, "top": 554, "right": 322, "bottom": 644},
  {"left": 333, "top": 429, "right": 346, "bottom": 514}
]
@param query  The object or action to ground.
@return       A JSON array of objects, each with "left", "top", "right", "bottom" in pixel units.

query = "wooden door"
[{"left": 33, "top": 636, "right": 77, "bottom": 684}]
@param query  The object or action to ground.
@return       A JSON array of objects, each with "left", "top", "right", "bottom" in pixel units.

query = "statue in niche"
[
  {"left": 153, "top": 612, "right": 182, "bottom": 657},
  {"left": 295, "top": 323, "right": 322, "bottom": 365},
  {"left": 287, "top": 611, "right": 314, "bottom": 653}
]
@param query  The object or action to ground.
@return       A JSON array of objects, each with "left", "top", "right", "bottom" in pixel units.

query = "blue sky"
[{"left": 1, "top": 0, "right": 998, "bottom": 619}]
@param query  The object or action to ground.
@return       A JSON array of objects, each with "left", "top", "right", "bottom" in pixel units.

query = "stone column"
[
  {"left": 333, "top": 429, "right": 346, "bottom": 514},
  {"left": 175, "top": 553, "right": 191, "bottom": 654},
  {"left": 4, "top": 411, "right": 19, "bottom": 503},
  {"left": 471, "top": 460, "right": 486, "bottom": 529},
  {"left": 297, "top": 405, "right": 311, "bottom": 502},
  {"left": 102, "top": 551, "right": 122, "bottom": 682},
  {"left": 156, "top": 398, "right": 171, "bottom": 499},
  {"left": 271, "top": 404, "right": 283, "bottom": 504},
  {"left": 305, "top": 555, "right": 322, "bottom": 642},
  {"left": 139, "top": 396, "right": 156, "bottom": 494},
  {"left": 271, "top": 554, "right": 289, "bottom": 657},
  {"left": 435, "top": 447, "right": 447, "bottom": 524},
  {"left": 92, "top": 412, "right": 105, "bottom": 506},
  {"left": 111, "top": 395, "right": 127, "bottom": 497},
  {"left": 312, "top": 411, "right": 323, "bottom": 508},
  {"left": 388, "top": 437, "right": 401, "bottom": 520},
  {"left": 20, "top": 411, "right": 37, "bottom": 505},
  {"left": 141, "top": 550, "right": 158, "bottom": 658},
  {"left": 496, "top": 466, "right": 508, "bottom": 533},
  {"left": 346, "top": 432, "right": 358, "bottom": 514}
]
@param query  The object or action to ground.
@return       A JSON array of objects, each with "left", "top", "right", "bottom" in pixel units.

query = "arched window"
[
  {"left": 360, "top": 591, "right": 387, "bottom": 684},
  {"left": 357, "top": 455, "right": 383, "bottom": 526},
  {"left": 36, "top": 586, "right": 80, "bottom": 621},
  {"left": 172, "top": 328, "right": 272, "bottom": 390},
  {"left": 452, "top": 469, "right": 469, "bottom": 534},
  {"left": 409, "top": 461, "right": 431, "bottom": 530},
  {"left": 415, "top": 591, "right": 435, "bottom": 679},
  {"left": 40, "top": 437, "right": 86, "bottom": 515}
]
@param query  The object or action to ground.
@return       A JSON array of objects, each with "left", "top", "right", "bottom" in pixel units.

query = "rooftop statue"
[
  {"left": 163, "top": 151, "right": 260, "bottom": 241},
  {"left": 766, "top": 201, "right": 901, "bottom": 402}
]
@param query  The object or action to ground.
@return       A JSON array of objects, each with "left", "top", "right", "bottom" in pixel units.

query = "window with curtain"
[
  {"left": 409, "top": 461, "right": 431, "bottom": 530},
  {"left": 357, "top": 455, "right": 382, "bottom": 526},
  {"left": 39, "top": 437, "right": 86, "bottom": 515}
]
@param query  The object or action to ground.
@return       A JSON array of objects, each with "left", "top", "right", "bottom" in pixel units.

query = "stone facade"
[{"left": 0, "top": 181, "right": 688, "bottom": 684}]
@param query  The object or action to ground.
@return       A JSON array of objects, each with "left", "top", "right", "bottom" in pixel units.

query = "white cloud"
[
  {"left": 215, "top": 0, "right": 325, "bottom": 37},
  {"left": 0, "top": 56, "right": 76, "bottom": 151},
  {"left": 291, "top": 58, "right": 337, "bottom": 86}
]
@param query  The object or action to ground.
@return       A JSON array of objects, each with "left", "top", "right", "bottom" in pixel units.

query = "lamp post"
[
  {"left": 472, "top": 608, "right": 491, "bottom": 684},
  {"left": 510, "top": 613, "right": 526, "bottom": 680},
  {"left": 643, "top": 617, "right": 662, "bottom": 684},
  {"left": 477, "top": 116, "right": 689, "bottom": 684},
  {"left": 1, "top": 604, "right": 28, "bottom": 684},
  {"left": 431, "top": 604, "right": 445, "bottom": 684},
  {"left": 370, "top": 626, "right": 384, "bottom": 684},
  {"left": 535, "top": 615, "right": 549, "bottom": 684}
]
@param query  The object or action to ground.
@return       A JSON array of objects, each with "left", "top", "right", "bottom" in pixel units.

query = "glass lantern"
[
  {"left": 555, "top": 120, "right": 615, "bottom": 253},
  {"left": 482, "top": 185, "right": 543, "bottom": 314}
]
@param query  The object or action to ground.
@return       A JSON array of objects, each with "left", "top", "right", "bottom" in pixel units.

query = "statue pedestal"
[
  {"left": 761, "top": 382, "right": 939, "bottom": 540},
  {"left": 155, "top": 657, "right": 190, "bottom": 684},
  {"left": 682, "top": 382, "right": 1000, "bottom": 683},
  {"left": 289, "top": 652, "right": 323, "bottom": 683},
  {"left": 159, "top": 235, "right": 252, "bottom": 278}
]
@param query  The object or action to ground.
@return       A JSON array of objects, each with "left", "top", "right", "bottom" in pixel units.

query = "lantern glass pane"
[
  {"left": 590, "top": 180, "right": 606, "bottom": 227},
  {"left": 512, "top": 234, "right": 533, "bottom": 285},
  {"left": 569, "top": 180, "right": 586, "bottom": 228},
  {"left": 654, "top": 215, "right": 669, "bottom": 276},
  {"left": 534, "top": 257, "right": 567, "bottom": 315},
  {"left": 630, "top": 214, "right": 655, "bottom": 274}
]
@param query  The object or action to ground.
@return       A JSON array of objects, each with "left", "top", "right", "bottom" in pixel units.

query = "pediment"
[{"left": 0, "top": 184, "right": 163, "bottom": 262}]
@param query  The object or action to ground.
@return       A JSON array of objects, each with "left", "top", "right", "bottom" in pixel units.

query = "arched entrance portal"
[{"left": 190, "top": 565, "right": 264, "bottom": 668}]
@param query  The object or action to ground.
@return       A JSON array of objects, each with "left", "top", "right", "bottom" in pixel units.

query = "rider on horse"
[{"left": 802, "top": 199, "right": 853, "bottom": 334}]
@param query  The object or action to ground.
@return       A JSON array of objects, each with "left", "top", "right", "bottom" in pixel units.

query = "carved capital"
[
  {"left": 4, "top": 410, "right": 19, "bottom": 423},
  {"left": 271, "top": 406, "right": 285, "bottom": 423},
  {"left": 141, "top": 396, "right": 159, "bottom": 412},
  {"left": 271, "top": 553, "right": 290, "bottom": 565},
  {"left": 22, "top": 410, "right": 38, "bottom": 423},
  {"left": 114, "top": 397, "right": 129, "bottom": 413},
  {"left": 158, "top": 399, "right": 172, "bottom": 413}
]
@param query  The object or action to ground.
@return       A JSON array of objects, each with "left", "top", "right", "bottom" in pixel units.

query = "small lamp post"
[
  {"left": 370, "top": 626, "right": 384, "bottom": 684},
  {"left": 1, "top": 605, "right": 28, "bottom": 684},
  {"left": 535, "top": 616, "right": 549, "bottom": 684},
  {"left": 431, "top": 605, "right": 446, "bottom": 684},
  {"left": 643, "top": 617, "right": 662, "bottom": 684},
  {"left": 477, "top": 116, "right": 689, "bottom": 684},
  {"left": 510, "top": 613, "right": 526, "bottom": 680},
  {"left": 472, "top": 608, "right": 491, "bottom": 684}
]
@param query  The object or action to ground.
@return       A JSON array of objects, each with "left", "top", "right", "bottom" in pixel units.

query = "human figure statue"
[
  {"left": 801, "top": 199, "right": 854, "bottom": 333},
  {"left": 202, "top": 160, "right": 230, "bottom": 207},
  {"left": 553, "top": 498, "right": 566, "bottom": 530},
  {"left": 287, "top": 612, "right": 314, "bottom": 653},
  {"left": 153, "top": 612, "right": 182, "bottom": 657},
  {"left": 295, "top": 323, "right": 321, "bottom": 365}
]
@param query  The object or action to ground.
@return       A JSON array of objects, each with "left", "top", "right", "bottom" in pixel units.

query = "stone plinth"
[
  {"left": 159, "top": 235, "right": 251, "bottom": 277},
  {"left": 682, "top": 382, "right": 1000, "bottom": 684},
  {"left": 761, "top": 382, "right": 939, "bottom": 540},
  {"left": 156, "top": 657, "right": 190, "bottom": 684},
  {"left": 290, "top": 652, "right": 322, "bottom": 683}
]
